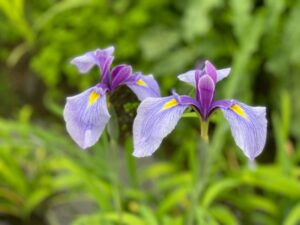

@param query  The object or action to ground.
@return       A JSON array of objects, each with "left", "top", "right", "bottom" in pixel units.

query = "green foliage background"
[{"left": 1, "top": 0, "right": 300, "bottom": 224}]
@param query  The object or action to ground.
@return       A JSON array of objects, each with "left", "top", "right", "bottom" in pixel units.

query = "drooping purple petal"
[
  {"left": 133, "top": 96, "right": 187, "bottom": 157},
  {"left": 70, "top": 46, "right": 114, "bottom": 75},
  {"left": 64, "top": 86, "right": 110, "bottom": 149},
  {"left": 219, "top": 100, "right": 267, "bottom": 160},
  {"left": 197, "top": 74, "right": 215, "bottom": 119},
  {"left": 125, "top": 72, "right": 161, "bottom": 101},
  {"left": 111, "top": 64, "right": 132, "bottom": 90}
]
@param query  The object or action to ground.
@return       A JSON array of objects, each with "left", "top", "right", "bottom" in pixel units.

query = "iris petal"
[
  {"left": 64, "top": 86, "right": 111, "bottom": 149},
  {"left": 177, "top": 70, "right": 197, "bottom": 86},
  {"left": 125, "top": 72, "right": 161, "bottom": 101},
  {"left": 70, "top": 47, "right": 114, "bottom": 74},
  {"left": 216, "top": 68, "right": 231, "bottom": 82},
  {"left": 133, "top": 96, "right": 187, "bottom": 157},
  {"left": 111, "top": 65, "right": 132, "bottom": 90},
  {"left": 177, "top": 67, "right": 231, "bottom": 86},
  {"left": 204, "top": 60, "right": 217, "bottom": 83},
  {"left": 220, "top": 100, "right": 267, "bottom": 160},
  {"left": 197, "top": 74, "right": 215, "bottom": 118}
]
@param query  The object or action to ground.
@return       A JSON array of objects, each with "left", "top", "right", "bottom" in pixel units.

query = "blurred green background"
[{"left": 1, "top": 0, "right": 300, "bottom": 224}]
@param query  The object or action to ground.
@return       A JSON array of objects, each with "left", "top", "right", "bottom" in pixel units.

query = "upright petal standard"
[
  {"left": 177, "top": 60, "right": 231, "bottom": 86},
  {"left": 133, "top": 61, "right": 267, "bottom": 160},
  {"left": 64, "top": 47, "right": 160, "bottom": 149}
]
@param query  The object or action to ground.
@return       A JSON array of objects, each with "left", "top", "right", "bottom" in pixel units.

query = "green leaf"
[
  {"left": 272, "top": 112, "right": 293, "bottom": 172},
  {"left": 196, "top": 207, "right": 219, "bottom": 225},
  {"left": 139, "top": 205, "right": 159, "bottom": 225},
  {"left": 280, "top": 91, "right": 291, "bottom": 138},
  {"left": 0, "top": 202, "right": 20, "bottom": 217},
  {"left": 34, "top": 0, "right": 93, "bottom": 31},
  {"left": 0, "top": 154, "right": 27, "bottom": 196},
  {"left": 157, "top": 172, "right": 191, "bottom": 192},
  {"left": 24, "top": 188, "right": 53, "bottom": 216},
  {"left": 142, "top": 162, "right": 176, "bottom": 180},
  {"left": 209, "top": 205, "right": 239, "bottom": 225},
  {"left": 222, "top": 192, "right": 279, "bottom": 216},
  {"left": 202, "top": 178, "right": 240, "bottom": 207},
  {"left": 283, "top": 203, "right": 300, "bottom": 225},
  {"left": 157, "top": 186, "right": 189, "bottom": 215},
  {"left": 0, "top": 187, "right": 23, "bottom": 205},
  {"left": 72, "top": 212, "right": 146, "bottom": 225},
  {"left": 105, "top": 212, "right": 146, "bottom": 225},
  {"left": 182, "top": 0, "right": 222, "bottom": 41},
  {"left": 153, "top": 46, "right": 199, "bottom": 76},
  {"left": 124, "top": 137, "right": 139, "bottom": 189},
  {"left": 239, "top": 166, "right": 300, "bottom": 198},
  {"left": 162, "top": 215, "right": 183, "bottom": 225},
  {"left": 140, "top": 27, "right": 180, "bottom": 61}
]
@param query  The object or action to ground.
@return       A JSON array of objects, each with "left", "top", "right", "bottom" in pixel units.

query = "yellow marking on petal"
[
  {"left": 230, "top": 104, "right": 248, "bottom": 120},
  {"left": 88, "top": 91, "right": 100, "bottom": 107},
  {"left": 162, "top": 99, "right": 178, "bottom": 110},
  {"left": 136, "top": 79, "right": 147, "bottom": 87}
]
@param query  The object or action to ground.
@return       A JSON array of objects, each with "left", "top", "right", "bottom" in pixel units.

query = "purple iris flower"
[
  {"left": 133, "top": 60, "right": 267, "bottom": 160},
  {"left": 64, "top": 46, "right": 160, "bottom": 149}
]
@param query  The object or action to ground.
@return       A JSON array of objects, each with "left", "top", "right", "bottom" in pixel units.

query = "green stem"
[
  {"left": 125, "top": 138, "right": 139, "bottom": 189},
  {"left": 110, "top": 138, "right": 123, "bottom": 224},
  {"left": 201, "top": 120, "right": 209, "bottom": 143},
  {"left": 187, "top": 121, "right": 210, "bottom": 224},
  {"left": 107, "top": 104, "right": 123, "bottom": 224}
]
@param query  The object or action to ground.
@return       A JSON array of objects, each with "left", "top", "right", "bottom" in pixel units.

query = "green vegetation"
[{"left": 1, "top": 0, "right": 300, "bottom": 224}]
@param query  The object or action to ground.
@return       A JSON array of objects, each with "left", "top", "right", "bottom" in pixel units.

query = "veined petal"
[
  {"left": 217, "top": 67, "right": 231, "bottom": 82},
  {"left": 204, "top": 60, "right": 217, "bottom": 83},
  {"left": 64, "top": 86, "right": 110, "bottom": 149},
  {"left": 70, "top": 46, "right": 114, "bottom": 74},
  {"left": 111, "top": 64, "right": 132, "bottom": 89},
  {"left": 125, "top": 72, "right": 161, "bottom": 101},
  {"left": 133, "top": 96, "right": 187, "bottom": 157},
  {"left": 177, "top": 70, "right": 197, "bottom": 86},
  {"left": 177, "top": 66, "right": 231, "bottom": 86},
  {"left": 197, "top": 74, "right": 215, "bottom": 118},
  {"left": 220, "top": 100, "right": 267, "bottom": 160}
]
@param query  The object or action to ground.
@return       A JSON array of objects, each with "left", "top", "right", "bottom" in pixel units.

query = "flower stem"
[
  {"left": 187, "top": 121, "right": 210, "bottom": 224},
  {"left": 201, "top": 120, "right": 209, "bottom": 143},
  {"left": 110, "top": 138, "right": 123, "bottom": 223},
  {"left": 107, "top": 105, "right": 123, "bottom": 223}
]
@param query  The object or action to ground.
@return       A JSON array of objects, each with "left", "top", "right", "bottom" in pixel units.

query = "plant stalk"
[
  {"left": 187, "top": 120, "right": 210, "bottom": 224},
  {"left": 201, "top": 120, "right": 209, "bottom": 143}
]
